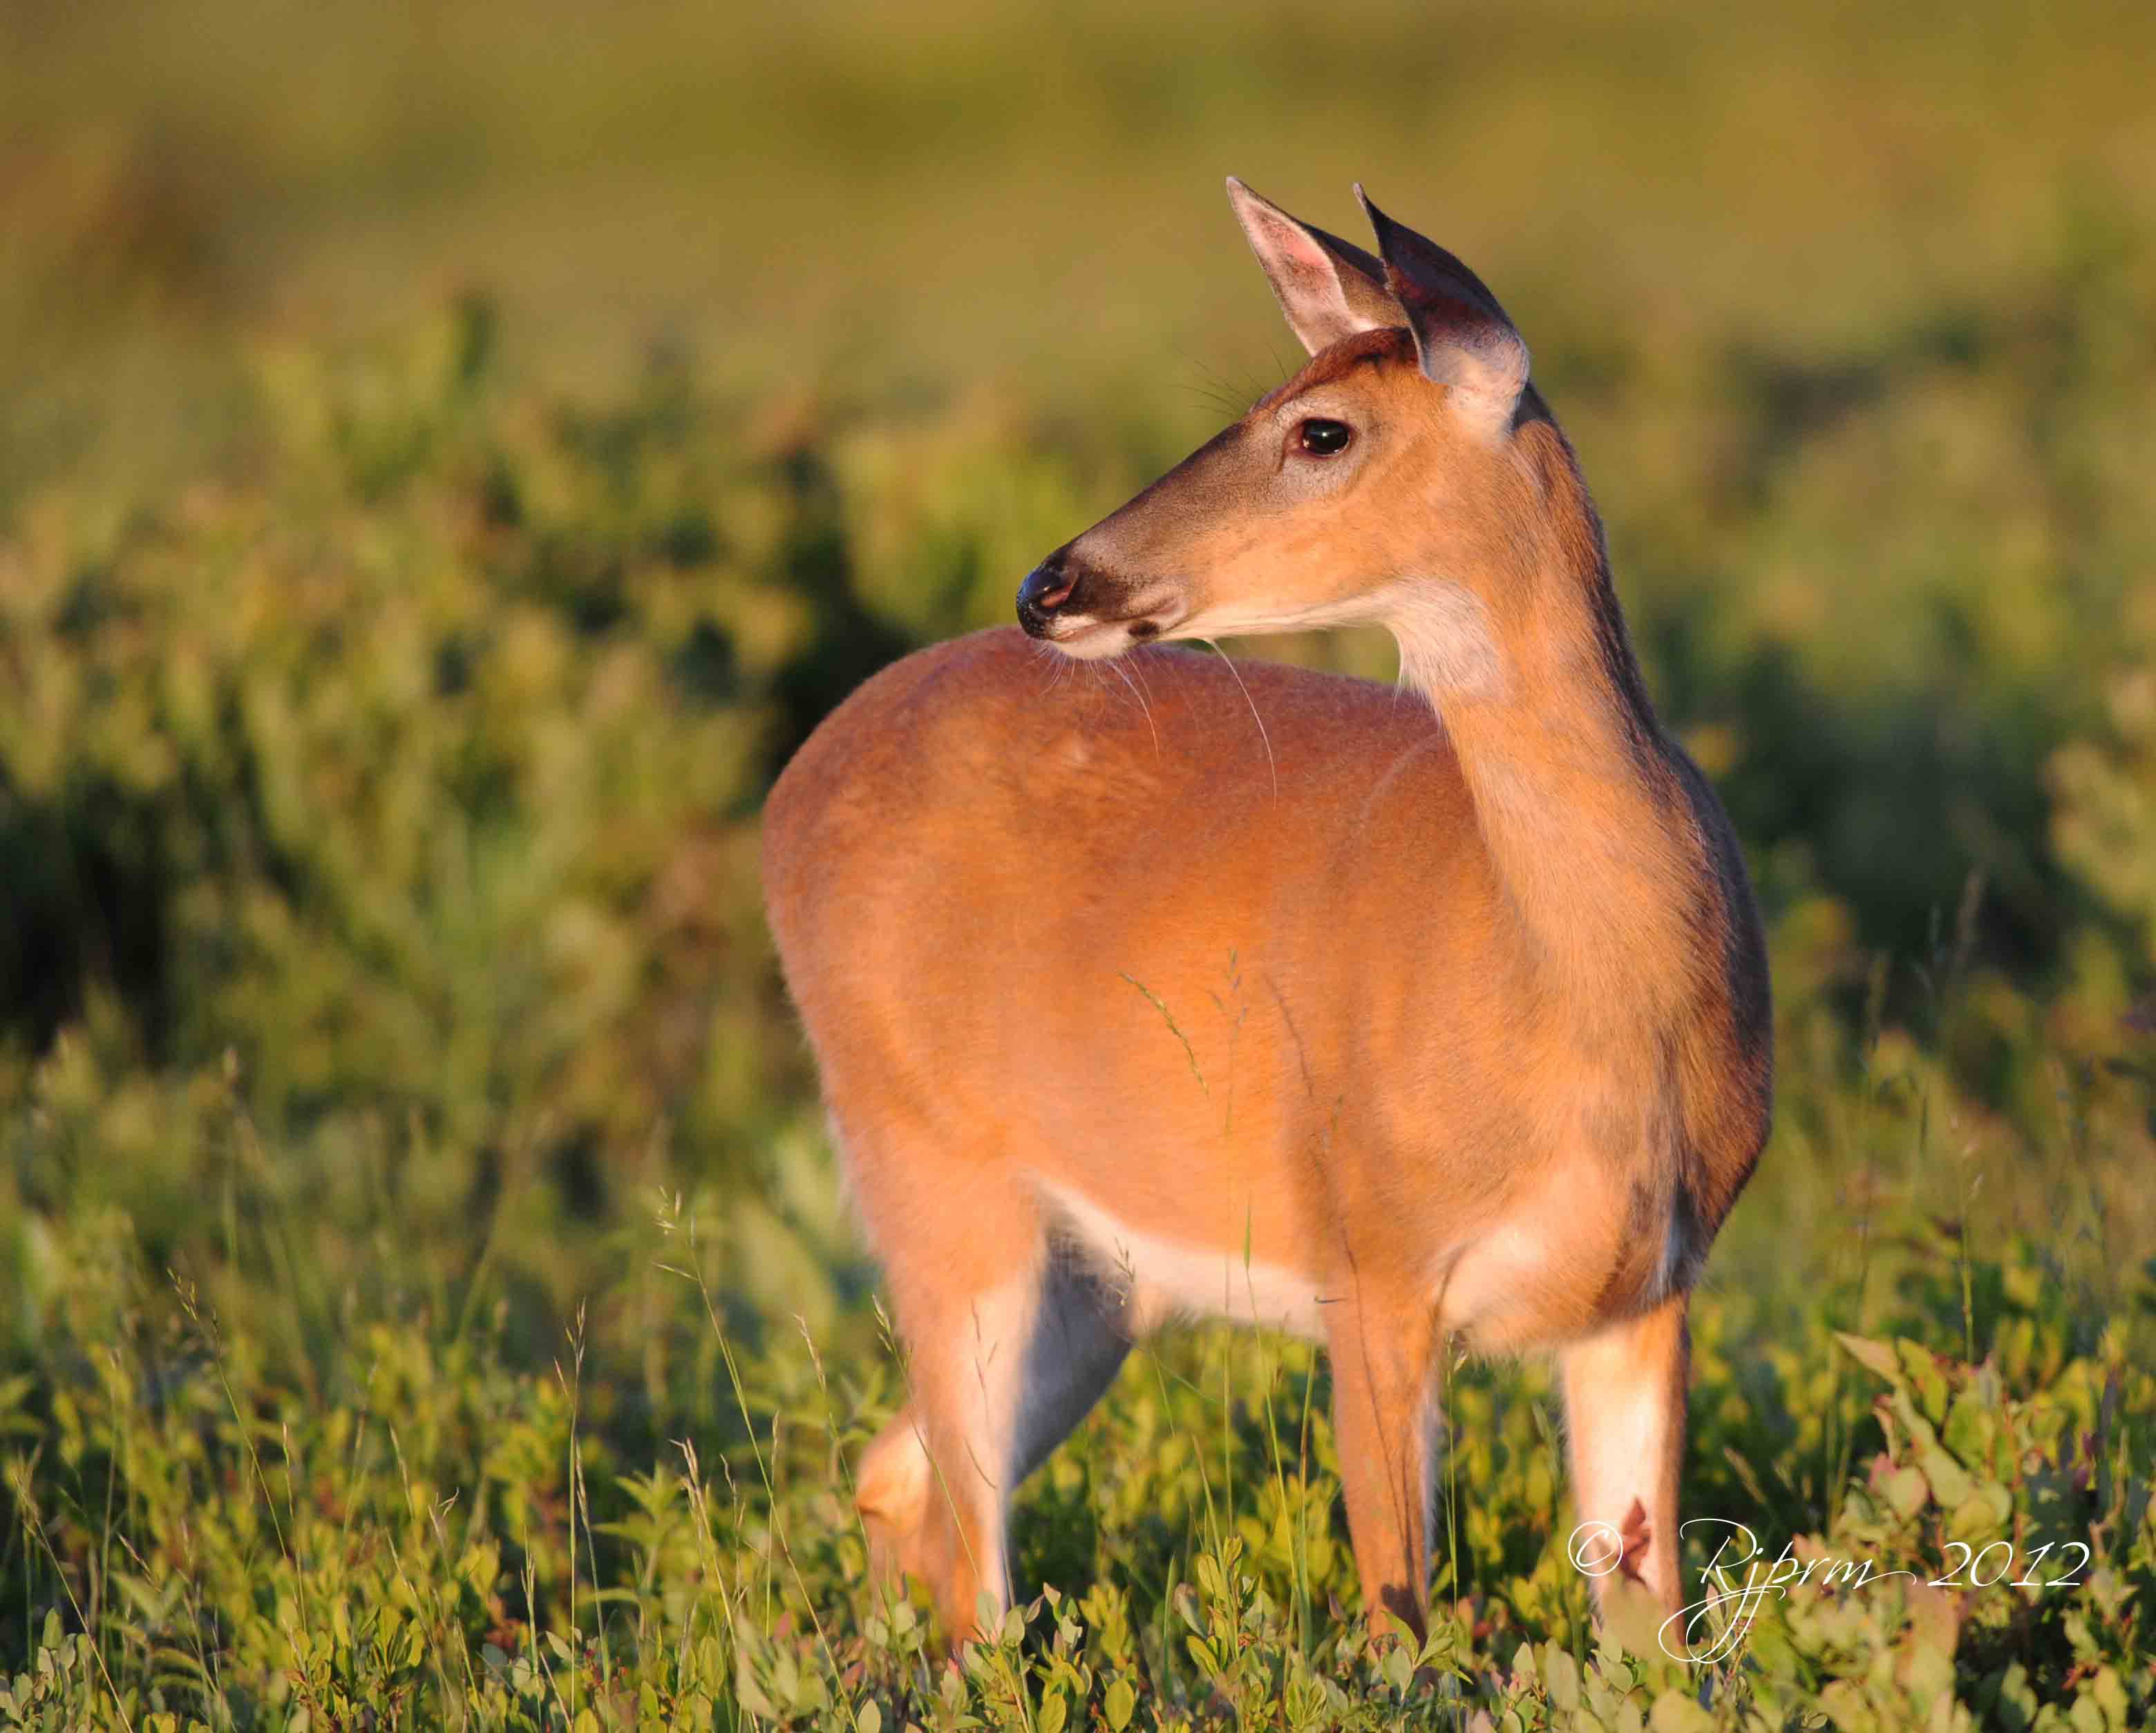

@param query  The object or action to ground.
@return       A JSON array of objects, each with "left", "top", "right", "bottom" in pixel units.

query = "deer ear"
[
  {"left": 1355, "top": 186, "right": 1529, "bottom": 435},
  {"left": 1227, "top": 178, "right": 1401, "bottom": 357}
]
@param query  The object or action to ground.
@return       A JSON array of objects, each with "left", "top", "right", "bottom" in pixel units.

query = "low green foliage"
[{"left": 0, "top": 1175, "right": 2151, "bottom": 1726}]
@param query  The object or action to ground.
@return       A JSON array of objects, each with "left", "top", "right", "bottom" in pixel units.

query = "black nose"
[{"left": 1016, "top": 557, "right": 1078, "bottom": 637}]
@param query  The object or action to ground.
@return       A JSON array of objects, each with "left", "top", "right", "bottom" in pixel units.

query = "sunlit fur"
[{"left": 762, "top": 192, "right": 1770, "bottom": 1645}]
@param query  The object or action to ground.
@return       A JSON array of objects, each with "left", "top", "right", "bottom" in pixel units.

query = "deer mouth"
[
  {"left": 1034, "top": 603, "right": 1182, "bottom": 658},
  {"left": 1017, "top": 560, "right": 1184, "bottom": 656}
]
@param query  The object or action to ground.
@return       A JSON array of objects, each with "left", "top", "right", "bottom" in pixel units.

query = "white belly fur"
[{"left": 1035, "top": 1179, "right": 1330, "bottom": 1340}]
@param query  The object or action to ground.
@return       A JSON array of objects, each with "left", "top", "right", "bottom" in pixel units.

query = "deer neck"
[{"left": 1399, "top": 432, "right": 1710, "bottom": 1025}]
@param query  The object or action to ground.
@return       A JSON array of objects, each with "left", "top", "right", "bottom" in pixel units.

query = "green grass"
[{"left": 3, "top": 1, "right": 2156, "bottom": 1725}]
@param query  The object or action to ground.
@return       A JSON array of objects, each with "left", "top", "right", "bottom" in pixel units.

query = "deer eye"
[{"left": 1296, "top": 418, "right": 1353, "bottom": 457}]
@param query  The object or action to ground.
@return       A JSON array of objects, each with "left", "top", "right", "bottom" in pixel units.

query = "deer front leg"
[
  {"left": 1558, "top": 1291, "right": 1690, "bottom": 1621},
  {"left": 1325, "top": 1295, "right": 1441, "bottom": 1642}
]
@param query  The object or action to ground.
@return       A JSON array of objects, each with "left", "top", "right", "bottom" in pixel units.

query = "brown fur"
[{"left": 761, "top": 189, "right": 1770, "bottom": 1644}]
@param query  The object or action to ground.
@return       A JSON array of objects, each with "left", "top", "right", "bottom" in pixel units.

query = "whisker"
[
  {"left": 1263, "top": 339, "right": 1298, "bottom": 390},
  {"left": 1203, "top": 638, "right": 1278, "bottom": 799},
  {"left": 1182, "top": 357, "right": 1259, "bottom": 419},
  {"left": 1174, "top": 380, "right": 1248, "bottom": 419},
  {"left": 1034, "top": 641, "right": 1075, "bottom": 695},
  {"left": 1126, "top": 647, "right": 1163, "bottom": 717},
  {"left": 1106, "top": 656, "right": 1160, "bottom": 761}
]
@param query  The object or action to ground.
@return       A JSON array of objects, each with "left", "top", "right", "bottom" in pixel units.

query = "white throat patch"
[{"left": 1377, "top": 580, "right": 1508, "bottom": 702}]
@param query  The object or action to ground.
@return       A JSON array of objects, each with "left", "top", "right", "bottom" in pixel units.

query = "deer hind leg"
[
  {"left": 1558, "top": 1290, "right": 1690, "bottom": 1620},
  {"left": 1325, "top": 1292, "right": 1441, "bottom": 1642},
  {"left": 857, "top": 1187, "right": 1133, "bottom": 1644}
]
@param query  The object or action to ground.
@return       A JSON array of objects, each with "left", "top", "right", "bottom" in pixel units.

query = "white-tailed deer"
[{"left": 762, "top": 180, "right": 1770, "bottom": 1645}]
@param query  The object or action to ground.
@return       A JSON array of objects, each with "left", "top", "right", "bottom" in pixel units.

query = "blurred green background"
[{"left": 3, "top": 1, "right": 2156, "bottom": 1720}]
